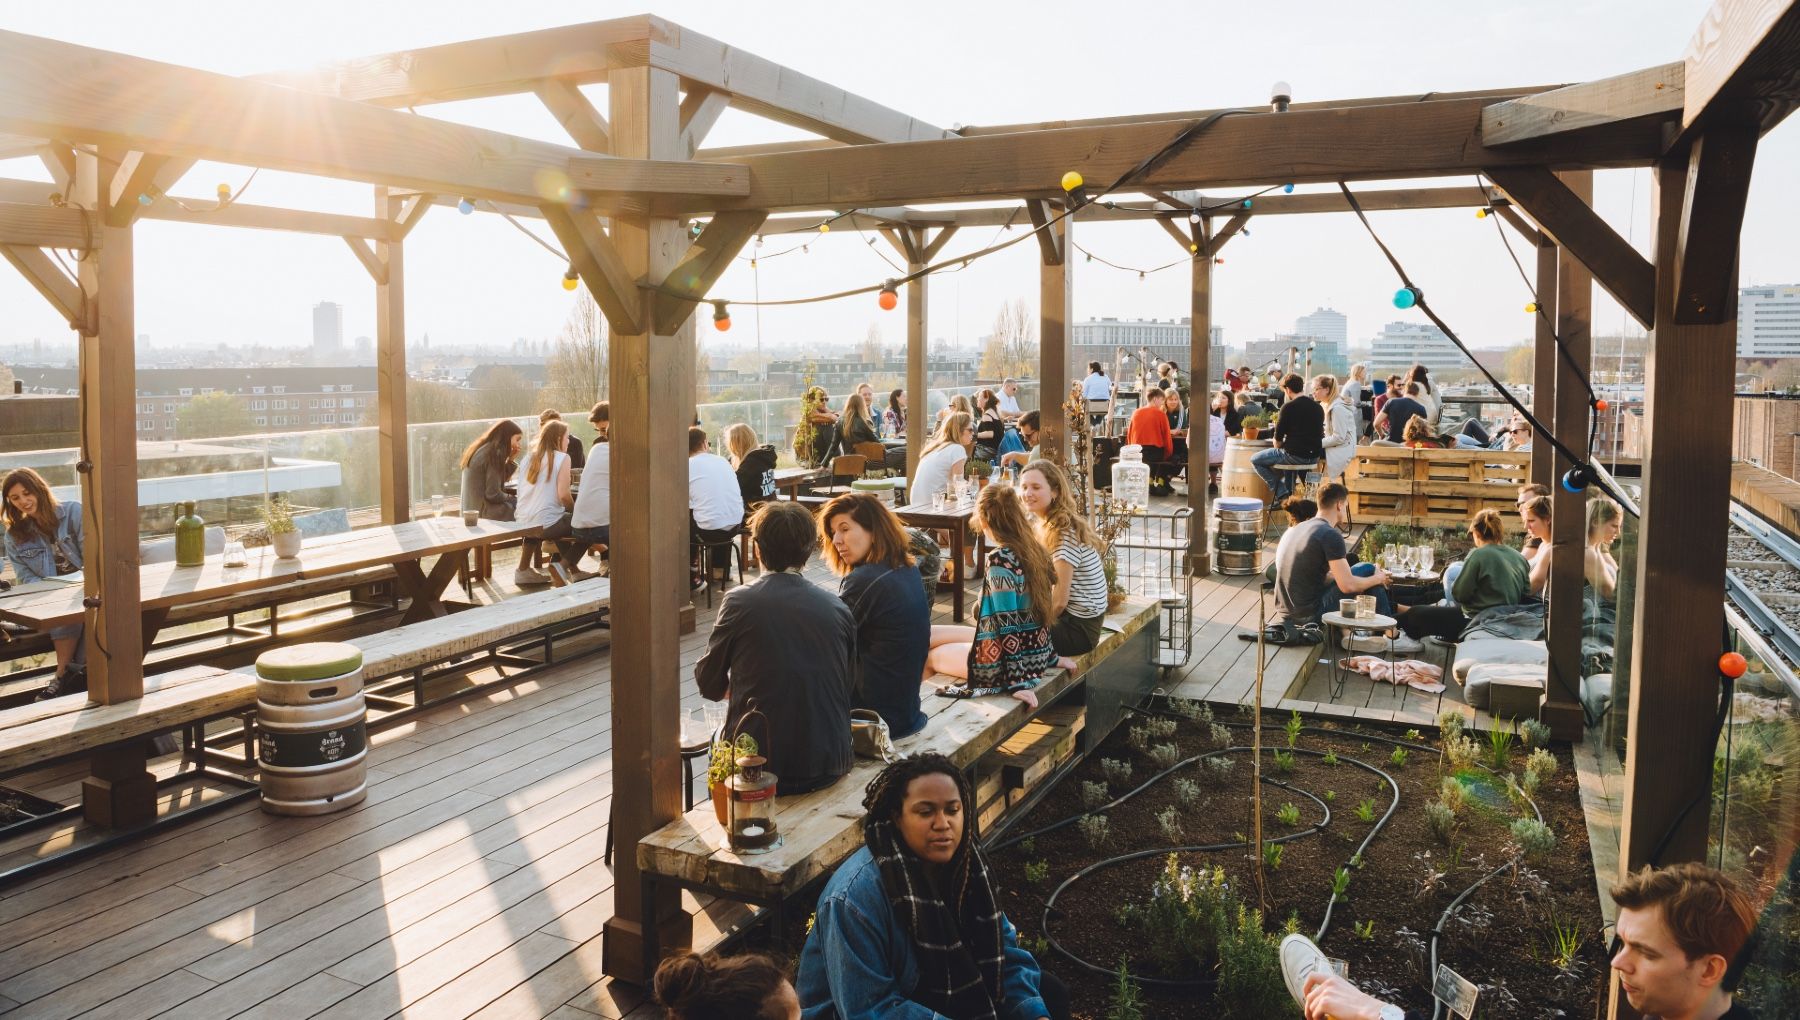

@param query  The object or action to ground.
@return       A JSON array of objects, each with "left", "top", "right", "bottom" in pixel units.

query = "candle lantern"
[{"left": 725, "top": 709, "right": 781, "bottom": 853}]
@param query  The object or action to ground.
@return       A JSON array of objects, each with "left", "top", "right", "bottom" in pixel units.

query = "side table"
[{"left": 1320, "top": 610, "right": 1397, "bottom": 703}]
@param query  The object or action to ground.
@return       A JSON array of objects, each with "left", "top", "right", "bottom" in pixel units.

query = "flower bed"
[{"left": 986, "top": 700, "right": 1605, "bottom": 1018}]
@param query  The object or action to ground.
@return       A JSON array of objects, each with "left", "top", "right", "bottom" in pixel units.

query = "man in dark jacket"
[
  {"left": 694, "top": 501, "right": 855, "bottom": 795},
  {"left": 1251, "top": 373, "right": 1324, "bottom": 503}
]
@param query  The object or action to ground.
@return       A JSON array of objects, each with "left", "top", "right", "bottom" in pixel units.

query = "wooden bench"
[{"left": 635, "top": 595, "right": 1164, "bottom": 974}]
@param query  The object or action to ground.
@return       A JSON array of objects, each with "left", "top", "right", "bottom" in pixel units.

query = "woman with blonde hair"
[
  {"left": 1016, "top": 459, "right": 1110, "bottom": 655},
  {"left": 724, "top": 422, "right": 778, "bottom": 510},
  {"left": 1313, "top": 374, "right": 1357, "bottom": 481},
  {"left": 909, "top": 412, "right": 972, "bottom": 506},
  {"left": 820, "top": 492, "right": 929, "bottom": 738},
  {"left": 511, "top": 419, "right": 580, "bottom": 585},
  {"left": 925, "top": 483, "right": 1076, "bottom": 706},
  {"left": 838, "top": 390, "right": 880, "bottom": 449},
  {"left": 1586, "top": 496, "right": 1622, "bottom": 601},
  {"left": 935, "top": 392, "right": 973, "bottom": 428}
]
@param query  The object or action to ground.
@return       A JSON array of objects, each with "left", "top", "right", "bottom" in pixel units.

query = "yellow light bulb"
[
  {"left": 1525, "top": 302, "right": 1538, "bottom": 313},
  {"left": 1189, "top": 243, "right": 1198, "bottom": 253},
  {"left": 818, "top": 222, "right": 830, "bottom": 233},
  {"left": 1061, "top": 171, "right": 1084, "bottom": 192},
  {"left": 1476, "top": 208, "right": 1489, "bottom": 218}
]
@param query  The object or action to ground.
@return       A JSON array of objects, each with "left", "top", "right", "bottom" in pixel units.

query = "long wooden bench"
[{"left": 635, "top": 594, "right": 1164, "bottom": 973}]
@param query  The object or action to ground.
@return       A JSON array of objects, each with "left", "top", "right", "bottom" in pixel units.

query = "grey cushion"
[
  {"left": 139, "top": 525, "right": 226, "bottom": 565},
  {"left": 1451, "top": 637, "right": 1548, "bottom": 684},
  {"left": 1462, "top": 661, "right": 1547, "bottom": 710}
]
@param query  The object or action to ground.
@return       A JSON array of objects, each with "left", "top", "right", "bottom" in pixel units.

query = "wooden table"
[
  {"left": 771, "top": 466, "right": 825, "bottom": 499},
  {"left": 0, "top": 517, "right": 540, "bottom": 645},
  {"left": 895, "top": 498, "right": 986, "bottom": 623}
]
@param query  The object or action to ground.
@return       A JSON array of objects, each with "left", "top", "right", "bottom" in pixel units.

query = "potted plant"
[
  {"left": 261, "top": 494, "right": 302, "bottom": 559},
  {"left": 708, "top": 731, "right": 760, "bottom": 825},
  {"left": 1240, "top": 414, "right": 1267, "bottom": 440}
]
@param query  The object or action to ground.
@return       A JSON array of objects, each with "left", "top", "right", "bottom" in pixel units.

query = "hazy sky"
[{"left": 2, "top": 0, "right": 1795, "bottom": 358}]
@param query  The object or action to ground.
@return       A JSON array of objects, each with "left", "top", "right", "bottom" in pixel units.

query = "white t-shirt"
[
  {"left": 513, "top": 450, "right": 569, "bottom": 528},
  {"left": 571, "top": 440, "right": 609, "bottom": 529},
  {"left": 1208, "top": 414, "right": 1227, "bottom": 464},
  {"left": 689, "top": 452, "right": 745, "bottom": 531},
  {"left": 1081, "top": 373, "right": 1112, "bottom": 401},
  {"left": 998, "top": 391, "right": 1023, "bottom": 416},
  {"left": 909, "top": 443, "right": 968, "bottom": 505},
  {"left": 1055, "top": 533, "right": 1110, "bottom": 619}
]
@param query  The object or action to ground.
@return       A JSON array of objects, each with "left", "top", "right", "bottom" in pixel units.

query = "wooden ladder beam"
[{"left": 1484, "top": 165, "right": 1656, "bottom": 329}]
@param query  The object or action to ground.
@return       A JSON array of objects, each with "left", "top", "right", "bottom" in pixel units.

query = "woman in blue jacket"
[
  {"left": 797, "top": 753, "right": 1069, "bottom": 1020},
  {"left": 3, "top": 468, "right": 86, "bottom": 695}
]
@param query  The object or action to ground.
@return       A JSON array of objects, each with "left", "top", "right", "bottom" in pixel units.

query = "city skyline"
[{"left": 0, "top": 1, "right": 1795, "bottom": 361}]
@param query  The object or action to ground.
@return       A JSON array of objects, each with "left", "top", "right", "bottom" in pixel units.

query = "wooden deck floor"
[{"left": 0, "top": 503, "right": 1502, "bottom": 1018}]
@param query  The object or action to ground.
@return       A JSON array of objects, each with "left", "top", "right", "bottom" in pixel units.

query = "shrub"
[
  {"left": 1262, "top": 842, "right": 1284, "bottom": 871},
  {"left": 1438, "top": 709, "right": 1465, "bottom": 742},
  {"left": 1321, "top": 749, "right": 1339, "bottom": 766},
  {"left": 1210, "top": 722, "right": 1233, "bottom": 748},
  {"left": 1355, "top": 919, "right": 1376, "bottom": 941},
  {"left": 1404, "top": 728, "right": 1423, "bottom": 742},
  {"left": 1510, "top": 817, "right": 1556, "bottom": 860},
  {"left": 1174, "top": 777, "right": 1202, "bottom": 809},
  {"left": 1520, "top": 769, "right": 1542, "bottom": 798},
  {"left": 1488, "top": 724, "right": 1516, "bottom": 770},
  {"left": 1276, "top": 802, "right": 1301, "bottom": 827},
  {"left": 1157, "top": 806, "right": 1185, "bottom": 842},
  {"left": 1136, "top": 856, "right": 1232, "bottom": 974},
  {"left": 1207, "top": 756, "right": 1236, "bottom": 778},
  {"left": 1273, "top": 750, "right": 1295, "bottom": 774},
  {"left": 1168, "top": 698, "right": 1205, "bottom": 721},
  {"left": 1424, "top": 801, "right": 1457, "bottom": 843},
  {"left": 1323, "top": 790, "right": 1336, "bottom": 802},
  {"left": 1025, "top": 859, "right": 1050, "bottom": 884},
  {"left": 1215, "top": 904, "right": 1293, "bottom": 1018},
  {"left": 1145, "top": 715, "right": 1179, "bottom": 740},
  {"left": 1389, "top": 747, "right": 1410, "bottom": 768},
  {"left": 1102, "top": 758, "right": 1134, "bottom": 786},
  {"left": 1108, "top": 957, "right": 1146, "bottom": 1020},
  {"left": 1149, "top": 742, "right": 1182, "bottom": 770},
  {"left": 1082, "top": 780, "right": 1111, "bottom": 809},
  {"left": 1519, "top": 718, "right": 1553, "bottom": 749},
  {"left": 1443, "top": 735, "right": 1481, "bottom": 773},
  {"left": 1079, "top": 814, "right": 1112, "bottom": 849},
  {"left": 1284, "top": 711, "right": 1303, "bottom": 749},
  {"left": 1525, "top": 747, "right": 1559, "bottom": 781},
  {"left": 1127, "top": 725, "right": 1151, "bottom": 752},
  {"left": 1439, "top": 777, "right": 1468, "bottom": 815}
]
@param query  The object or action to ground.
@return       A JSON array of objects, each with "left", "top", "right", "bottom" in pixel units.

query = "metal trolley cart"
[{"left": 1108, "top": 505, "right": 1194, "bottom": 674}]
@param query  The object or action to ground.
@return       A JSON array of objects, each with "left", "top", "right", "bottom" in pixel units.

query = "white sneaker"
[
  {"left": 512, "top": 565, "right": 551, "bottom": 586},
  {"left": 1392, "top": 634, "right": 1425, "bottom": 655},
  {"left": 1344, "top": 633, "right": 1389, "bottom": 654},
  {"left": 1279, "top": 933, "right": 1331, "bottom": 1007}
]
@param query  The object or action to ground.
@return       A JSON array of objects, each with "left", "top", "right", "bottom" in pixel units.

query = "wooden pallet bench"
[
  {"left": 1346, "top": 447, "right": 1530, "bottom": 529},
  {"left": 635, "top": 595, "right": 1164, "bottom": 975}
]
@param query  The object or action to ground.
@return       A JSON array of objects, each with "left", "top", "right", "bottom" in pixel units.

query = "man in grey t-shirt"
[{"left": 1268, "top": 484, "right": 1391, "bottom": 638}]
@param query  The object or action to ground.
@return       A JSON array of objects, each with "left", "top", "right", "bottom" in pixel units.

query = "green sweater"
[{"left": 1452, "top": 542, "right": 1532, "bottom": 613}]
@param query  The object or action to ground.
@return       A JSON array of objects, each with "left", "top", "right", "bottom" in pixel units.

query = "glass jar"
[{"left": 1113, "top": 444, "right": 1151, "bottom": 509}]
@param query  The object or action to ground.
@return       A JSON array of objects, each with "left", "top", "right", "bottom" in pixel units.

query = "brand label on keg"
[{"left": 260, "top": 721, "right": 368, "bottom": 768}]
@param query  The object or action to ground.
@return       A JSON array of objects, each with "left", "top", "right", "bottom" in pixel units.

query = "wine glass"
[{"left": 1417, "top": 546, "right": 1435, "bottom": 575}]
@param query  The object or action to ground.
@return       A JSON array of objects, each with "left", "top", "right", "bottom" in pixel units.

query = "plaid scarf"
[{"left": 864, "top": 817, "right": 1005, "bottom": 1019}]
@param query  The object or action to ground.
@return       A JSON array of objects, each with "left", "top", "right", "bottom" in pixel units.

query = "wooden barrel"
[
  {"left": 1222, "top": 438, "right": 1273, "bottom": 505},
  {"left": 255, "top": 642, "right": 368, "bottom": 816},
  {"left": 1214, "top": 496, "right": 1267, "bottom": 576}
]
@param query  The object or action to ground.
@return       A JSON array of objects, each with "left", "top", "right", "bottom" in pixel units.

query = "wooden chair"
[
  {"left": 824, "top": 454, "right": 865, "bottom": 493},
  {"left": 854, "top": 442, "right": 890, "bottom": 478}
]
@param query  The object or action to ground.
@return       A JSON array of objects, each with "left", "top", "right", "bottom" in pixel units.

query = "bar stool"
[
  {"left": 604, "top": 714, "right": 714, "bottom": 866},
  {"left": 1270, "top": 458, "right": 1327, "bottom": 503}
]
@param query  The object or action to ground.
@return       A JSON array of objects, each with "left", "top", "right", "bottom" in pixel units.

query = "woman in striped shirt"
[{"left": 1017, "top": 459, "right": 1112, "bottom": 656}]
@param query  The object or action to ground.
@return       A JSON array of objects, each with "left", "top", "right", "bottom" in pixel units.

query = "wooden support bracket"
[
  {"left": 343, "top": 235, "right": 388, "bottom": 285},
  {"left": 879, "top": 226, "right": 919, "bottom": 264},
  {"left": 1674, "top": 121, "right": 1759, "bottom": 324},
  {"left": 1024, "top": 199, "right": 1065, "bottom": 266},
  {"left": 1484, "top": 165, "right": 1656, "bottom": 329},
  {"left": 1, "top": 243, "right": 85, "bottom": 328},
  {"left": 540, "top": 204, "right": 643, "bottom": 337},
  {"left": 1491, "top": 202, "right": 1542, "bottom": 246},
  {"left": 106, "top": 152, "right": 173, "bottom": 227},
  {"left": 36, "top": 144, "right": 74, "bottom": 191},
  {"left": 652, "top": 208, "right": 767, "bottom": 335},
  {"left": 535, "top": 79, "right": 612, "bottom": 153},
  {"left": 1154, "top": 214, "right": 1197, "bottom": 254},
  {"left": 393, "top": 192, "right": 434, "bottom": 240},
  {"left": 1207, "top": 212, "right": 1250, "bottom": 257},
  {"left": 677, "top": 86, "right": 731, "bottom": 158},
  {"left": 921, "top": 225, "right": 959, "bottom": 262}
]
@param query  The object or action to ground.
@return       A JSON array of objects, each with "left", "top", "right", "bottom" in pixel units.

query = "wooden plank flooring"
[{"left": 0, "top": 502, "right": 1507, "bottom": 1018}]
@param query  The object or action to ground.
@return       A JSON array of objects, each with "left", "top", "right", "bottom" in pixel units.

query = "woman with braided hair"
[{"left": 796, "top": 753, "right": 1068, "bottom": 1020}]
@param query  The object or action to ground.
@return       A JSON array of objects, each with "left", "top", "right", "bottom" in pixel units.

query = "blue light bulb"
[
  {"left": 1242, "top": 199, "right": 1253, "bottom": 209},
  {"left": 457, "top": 198, "right": 474, "bottom": 215},
  {"left": 1393, "top": 287, "right": 1419, "bottom": 310},
  {"left": 1284, "top": 183, "right": 1295, "bottom": 194},
  {"left": 137, "top": 193, "right": 152, "bottom": 206}
]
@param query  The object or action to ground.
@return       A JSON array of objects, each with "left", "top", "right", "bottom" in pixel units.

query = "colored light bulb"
[
  {"left": 1525, "top": 302, "right": 1538, "bottom": 313},
  {"left": 712, "top": 301, "right": 731, "bottom": 331},
  {"left": 878, "top": 282, "right": 899, "bottom": 311},
  {"left": 562, "top": 269, "right": 579, "bottom": 291},
  {"left": 1284, "top": 183, "right": 1295, "bottom": 193},
  {"left": 457, "top": 198, "right": 474, "bottom": 215},
  {"left": 818, "top": 222, "right": 830, "bottom": 233},
  {"left": 1061, "top": 171, "right": 1084, "bottom": 192},
  {"left": 1719, "top": 652, "right": 1748, "bottom": 678},
  {"left": 1242, "top": 198, "right": 1253, "bottom": 209},
  {"left": 1393, "top": 287, "right": 1419, "bottom": 309},
  {"left": 137, "top": 193, "right": 152, "bottom": 206},
  {"left": 1476, "top": 208, "right": 1489, "bottom": 219}
]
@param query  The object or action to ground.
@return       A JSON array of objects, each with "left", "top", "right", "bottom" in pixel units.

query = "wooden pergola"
[{"left": 1, "top": 3, "right": 1796, "bottom": 1004}]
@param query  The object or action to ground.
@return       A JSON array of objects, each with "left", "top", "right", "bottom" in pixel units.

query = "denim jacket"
[
  {"left": 3, "top": 501, "right": 83, "bottom": 584},
  {"left": 797, "top": 846, "right": 1048, "bottom": 1020}
]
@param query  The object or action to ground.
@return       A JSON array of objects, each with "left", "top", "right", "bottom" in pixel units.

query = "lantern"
[{"left": 727, "top": 753, "right": 780, "bottom": 852}]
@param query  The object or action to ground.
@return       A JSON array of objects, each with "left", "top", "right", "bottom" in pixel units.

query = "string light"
[
  {"left": 1188, "top": 210, "right": 1200, "bottom": 224},
  {"left": 216, "top": 183, "right": 232, "bottom": 205},
  {"left": 1593, "top": 398, "right": 1610, "bottom": 412},
  {"left": 1137, "top": 271, "right": 1145, "bottom": 281},
  {"left": 690, "top": 221, "right": 704, "bottom": 239},
  {"left": 878, "top": 281, "right": 898, "bottom": 310},
  {"left": 1525, "top": 301, "right": 1539, "bottom": 313},
  {"left": 1060, "top": 171, "right": 1084, "bottom": 192},
  {"left": 1476, "top": 208, "right": 1490, "bottom": 219},
  {"left": 712, "top": 301, "right": 732, "bottom": 331},
  {"left": 562, "top": 267, "right": 579, "bottom": 291},
  {"left": 457, "top": 197, "right": 474, "bottom": 215},
  {"left": 1241, "top": 227, "right": 1251, "bottom": 237},
  {"left": 1719, "top": 652, "right": 1748, "bottom": 679},
  {"left": 1561, "top": 463, "right": 1593, "bottom": 492},
  {"left": 1284, "top": 183, "right": 1295, "bottom": 193},
  {"left": 1241, "top": 198, "right": 1254, "bottom": 209},
  {"left": 1214, "top": 257, "right": 1225, "bottom": 265},
  {"left": 1393, "top": 286, "right": 1421, "bottom": 309},
  {"left": 137, "top": 193, "right": 152, "bottom": 206}
]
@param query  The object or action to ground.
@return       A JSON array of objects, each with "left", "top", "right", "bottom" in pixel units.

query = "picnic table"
[
  {"left": 771, "top": 465, "right": 825, "bottom": 499},
  {"left": 0, "top": 517, "right": 539, "bottom": 646},
  {"left": 895, "top": 498, "right": 987, "bottom": 623}
]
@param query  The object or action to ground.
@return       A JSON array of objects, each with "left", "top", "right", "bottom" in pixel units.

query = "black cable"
[
  {"left": 1476, "top": 174, "right": 1597, "bottom": 408},
  {"left": 1337, "top": 182, "right": 1638, "bottom": 516}
]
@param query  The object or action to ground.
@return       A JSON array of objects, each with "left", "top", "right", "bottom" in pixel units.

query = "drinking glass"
[
  {"left": 221, "top": 540, "right": 248, "bottom": 568},
  {"left": 1417, "top": 546, "right": 1435, "bottom": 574},
  {"left": 430, "top": 493, "right": 446, "bottom": 517}
]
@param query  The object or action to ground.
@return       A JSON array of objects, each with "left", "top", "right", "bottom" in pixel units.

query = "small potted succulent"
[
  {"left": 1240, "top": 414, "right": 1267, "bottom": 440},
  {"left": 708, "top": 731, "right": 760, "bottom": 825},
  {"left": 261, "top": 494, "right": 302, "bottom": 559}
]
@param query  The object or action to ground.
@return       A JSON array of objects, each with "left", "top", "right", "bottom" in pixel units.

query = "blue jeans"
[
  {"left": 1319, "top": 561, "right": 1392, "bottom": 617},
  {"left": 1251, "top": 447, "right": 1315, "bottom": 499}
]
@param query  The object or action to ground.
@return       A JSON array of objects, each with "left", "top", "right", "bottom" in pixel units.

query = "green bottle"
[{"left": 175, "top": 501, "right": 205, "bottom": 567}]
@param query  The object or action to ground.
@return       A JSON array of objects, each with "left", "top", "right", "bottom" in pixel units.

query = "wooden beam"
[
  {"left": 1154, "top": 214, "right": 1196, "bottom": 253},
  {"left": 1485, "top": 165, "right": 1656, "bottom": 329},
  {"left": 1530, "top": 237, "right": 1559, "bottom": 489},
  {"left": 647, "top": 18, "right": 950, "bottom": 145},
  {"left": 921, "top": 224, "right": 959, "bottom": 262},
  {"left": 393, "top": 192, "right": 433, "bottom": 240},
  {"left": 104, "top": 151, "right": 173, "bottom": 227},
  {"left": 0, "top": 29, "right": 611, "bottom": 206},
  {"left": 534, "top": 79, "right": 611, "bottom": 153},
  {"left": 253, "top": 16, "right": 656, "bottom": 106},
  {"left": 0, "top": 203, "right": 92, "bottom": 249},
  {"left": 1206, "top": 212, "right": 1251, "bottom": 257},
  {"left": 343, "top": 235, "right": 388, "bottom": 285},
  {"left": 1542, "top": 172, "right": 1592, "bottom": 742},
  {"left": 904, "top": 226, "right": 928, "bottom": 482},
  {"left": 36, "top": 144, "right": 74, "bottom": 191},
  {"left": 0, "top": 179, "right": 403, "bottom": 240},
  {"left": 0, "top": 243, "right": 83, "bottom": 325},
  {"left": 1187, "top": 221, "right": 1215, "bottom": 575},
  {"left": 652, "top": 209, "right": 767, "bottom": 334},
  {"left": 1616, "top": 154, "right": 1738, "bottom": 940},
  {"left": 1674, "top": 121, "right": 1759, "bottom": 323},
  {"left": 669, "top": 94, "right": 1666, "bottom": 214},
  {"left": 540, "top": 205, "right": 643, "bottom": 337},
  {"left": 375, "top": 189, "right": 408, "bottom": 526},
  {"left": 569, "top": 156, "right": 749, "bottom": 197},
  {"left": 1677, "top": 0, "right": 1800, "bottom": 139},
  {"left": 1482, "top": 62, "right": 1685, "bottom": 145},
  {"left": 677, "top": 86, "right": 730, "bottom": 158},
  {"left": 1039, "top": 215, "right": 1072, "bottom": 463},
  {"left": 1492, "top": 202, "right": 1542, "bottom": 246},
  {"left": 1024, "top": 199, "right": 1064, "bottom": 266}
]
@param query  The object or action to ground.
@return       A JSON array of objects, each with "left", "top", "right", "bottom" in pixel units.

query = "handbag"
[{"left": 850, "top": 708, "right": 897, "bottom": 762}]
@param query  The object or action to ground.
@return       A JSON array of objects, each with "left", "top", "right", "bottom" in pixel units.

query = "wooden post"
[
  {"left": 1037, "top": 214, "right": 1071, "bottom": 464},
  {"left": 1187, "top": 224, "right": 1214, "bottom": 575},
  {"left": 1542, "top": 170, "right": 1591, "bottom": 740},
  {"left": 1530, "top": 236, "right": 1558, "bottom": 489},
  {"left": 75, "top": 146, "right": 153, "bottom": 826},
  {"left": 376, "top": 187, "right": 409, "bottom": 524},
  {"left": 1616, "top": 151, "right": 1738, "bottom": 891},
  {"left": 600, "top": 63, "right": 693, "bottom": 981},
  {"left": 905, "top": 226, "right": 928, "bottom": 480}
]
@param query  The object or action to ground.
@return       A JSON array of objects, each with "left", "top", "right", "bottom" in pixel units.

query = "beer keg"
[
  {"left": 255, "top": 642, "right": 368, "bottom": 816},
  {"left": 1214, "top": 496, "right": 1266, "bottom": 576}
]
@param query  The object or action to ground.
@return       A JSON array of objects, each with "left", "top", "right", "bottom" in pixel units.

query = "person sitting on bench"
[
  {"left": 1255, "top": 483, "right": 1392, "bottom": 645},
  {"left": 694, "top": 501, "right": 855, "bottom": 796},
  {"left": 1394, "top": 509, "right": 1529, "bottom": 642}
]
